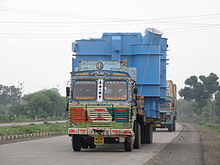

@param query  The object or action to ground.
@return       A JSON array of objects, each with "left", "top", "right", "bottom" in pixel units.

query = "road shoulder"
[
  {"left": 195, "top": 124, "right": 220, "bottom": 165},
  {"left": 145, "top": 123, "right": 203, "bottom": 165}
]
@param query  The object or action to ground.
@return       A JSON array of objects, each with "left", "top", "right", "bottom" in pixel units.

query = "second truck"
[{"left": 154, "top": 80, "right": 177, "bottom": 132}]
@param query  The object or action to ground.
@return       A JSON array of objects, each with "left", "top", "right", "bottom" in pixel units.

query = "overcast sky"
[{"left": 0, "top": 0, "right": 220, "bottom": 96}]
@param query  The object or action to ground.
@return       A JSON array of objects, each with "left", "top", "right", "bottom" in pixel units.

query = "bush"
[{"left": 0, "top": 114, "right": 10, "bottom": 123}]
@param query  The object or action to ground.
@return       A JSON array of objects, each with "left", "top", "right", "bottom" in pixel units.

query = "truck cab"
[{"left": 67, "top": 61, "right": 138, "bottom": 151}]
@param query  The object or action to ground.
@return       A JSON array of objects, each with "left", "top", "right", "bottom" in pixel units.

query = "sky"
[{"left": 0, "top": 0, "right": 220, "bottom": 97}]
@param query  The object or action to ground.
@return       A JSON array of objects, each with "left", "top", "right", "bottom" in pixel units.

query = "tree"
[
  {"left": 40, "top": 90, "right": 66, "bottom": 119},
  {"left": 0, "top": 84, "right": 22, "bottom": 106},
  {"left": 179, "top": 73, "right": 220, "bottom": 115},
  {"left": 23, "top": 92, "right": 51, "bottom": 119},
  {"left": 8, "top": 104, "right": 28, "bottom": 119},
  {"left": 23, "top": 89, "right": 66, "bottom": 120}
]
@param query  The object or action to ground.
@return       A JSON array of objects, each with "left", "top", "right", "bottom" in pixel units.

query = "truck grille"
[{"left": 87, "top": 108, "right": 112, "bottom": 122}]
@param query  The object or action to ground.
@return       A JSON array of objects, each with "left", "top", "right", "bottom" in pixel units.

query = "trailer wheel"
[
  {"left": 124, "top": 137, "right": 133, "bottom": 152},
  {"left": 146, "top": 124, "right": 153, "bottom": 144},
  {"left": 133, "top": 122, "right": 141, "bottom": 149},
  {"left": 141, "top": 124, "right": 147, "bottom": 144},
  {"left": 72, "top": 135, "right": 81, "bottom": 151}
]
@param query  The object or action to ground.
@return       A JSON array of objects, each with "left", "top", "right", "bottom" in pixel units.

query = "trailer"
[{"left": 66, "top": 28, "right": 168, "bottom": 151}]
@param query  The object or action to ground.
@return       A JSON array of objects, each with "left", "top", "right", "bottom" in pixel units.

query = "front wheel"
[
  {"left": 89, "top": 143, "right": 96, "bottom": 149},
  {"left": 72, "top": 135, "right": 81, "bottom": 151},
  {"left": 89, "top": 137, "right": 96, "bottom": 149},
  {"left": 124, "top": 137, "right": 133, "bottom": 152},
  {"left": 81, "top": 137, "right": 89, "bottom": 149}
]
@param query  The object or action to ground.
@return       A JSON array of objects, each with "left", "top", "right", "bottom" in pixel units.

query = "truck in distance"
[{"left": 154, "top": 80, "right": 177, "bottom": 132}]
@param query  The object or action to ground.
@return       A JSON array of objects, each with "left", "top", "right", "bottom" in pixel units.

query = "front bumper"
[{"left": 68, "top": 128, "right": 134, "bottom": 136}]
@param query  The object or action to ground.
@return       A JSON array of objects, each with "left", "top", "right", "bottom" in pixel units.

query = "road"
[
  {"left": 0, "top": 120, "right": 67, "bottom": 127},
  {"left": 0, "top": 123, "right": 203, "bottom": 165}
]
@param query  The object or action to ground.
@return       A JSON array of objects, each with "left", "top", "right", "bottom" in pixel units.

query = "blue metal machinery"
[{"left": 72, "top": 28, "right": 168, "bottom": 120}]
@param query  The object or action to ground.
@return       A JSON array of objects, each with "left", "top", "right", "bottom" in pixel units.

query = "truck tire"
[
  {"left": 72, "top": 135, "right": 81, "bottom": 151},
  {"left": 81, "top": 138, "right": 89, "bottom": 149},
  {"left": 146, "top": 124, "right": 153, "bottom": 144},
  {"left": 89, "top": 143, "right": 96, "bottom": 149},
  {"left": 124, "top": 137, "right": 133, "bottom": 152},
  {"left": 173, "top": 120, "right": 176, "bottom": 132},
  {"left": 141, "top": 124, "right": 147, "bottom": 144},
  {"left": 88, "top": 137, "right": 96, "bottom": 149},
  {"left": 168, "top": 124, "right": 173, "bottom": 132},
  {"left": 133, "top": 122, "right": 141, "bottom": 149}
]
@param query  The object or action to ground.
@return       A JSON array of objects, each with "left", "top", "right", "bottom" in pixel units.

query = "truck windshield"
[
  {"left": 73, "top": 80, "right": 97, "bottom": 100},
  {"left": 104, "top": 80, "right": 128, "bottom": 100}
]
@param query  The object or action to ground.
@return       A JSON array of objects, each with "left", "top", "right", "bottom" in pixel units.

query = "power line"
[
  {"left": 1, "top": 6, "right": 220, "bottom": 21},
  {"left": 0, "top": 24, "right": 219, "bottom": 39},
  {"left": 0, "top": 25, "right": 219, "bottom": 36},
  {"left": 0, "top": 6, "right": 129, "bottom": 21},
  {"left": 0, "top": 6, "right": 220, "bottom": 25},
  {"left": 165, "top": 26, "right": 220, "bottom": 33},
  {"left": 1, "top": 21, "right": 220, "bottom": 27},
  {"left": 172, "top": 56, "right": 220, "bottom": 58}
]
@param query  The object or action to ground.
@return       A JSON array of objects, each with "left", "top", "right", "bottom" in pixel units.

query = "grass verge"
[
  {"left": 0, "top": 123, "right": 68, "bottom": 136},
  {"left": 198, "top": 122, "right": 220, "bottom": 136}
]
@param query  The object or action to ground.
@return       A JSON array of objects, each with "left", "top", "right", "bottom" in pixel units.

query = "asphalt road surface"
[{"left": 0, "top": 123, "right": 203, "bottom": 165}]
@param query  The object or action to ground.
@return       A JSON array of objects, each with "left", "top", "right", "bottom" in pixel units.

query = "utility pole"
[
  {"left": 18, "top": 81, "right": 24, "bottom": 103},
  {"left": 210, "top": 94, "right": 216, "bottom": 123}
]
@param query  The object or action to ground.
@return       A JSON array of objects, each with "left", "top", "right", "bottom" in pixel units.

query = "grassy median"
[{"left": 0, "top": 123, "right": 68, "bottom": 136}]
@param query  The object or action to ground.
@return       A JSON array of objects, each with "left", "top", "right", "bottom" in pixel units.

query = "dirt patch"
[{"left": 195, "top": 125, "right": 220, "bottom": 165}]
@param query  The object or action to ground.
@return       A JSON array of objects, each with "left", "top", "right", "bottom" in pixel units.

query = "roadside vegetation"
[
  {"left": 0, "top": 84, "right": 66, "bottom": 123},
  {"left": 177, "top": 72, "right": 220, "bottom": 135},
  {"left": 0, "top": 123, "right": 68, "bottom": 136}
]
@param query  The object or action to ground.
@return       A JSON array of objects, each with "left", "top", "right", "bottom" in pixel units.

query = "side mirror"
[
  {"left": 66, "top": 87, "right": 70, "bottom": 97},
  {"left": 134, "top": 88, "right": 138, "bottom": 95}
]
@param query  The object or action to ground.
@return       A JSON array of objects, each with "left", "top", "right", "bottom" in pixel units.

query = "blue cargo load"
[{"left": 72, "top": 28, "right": 168, "bottom": 119}]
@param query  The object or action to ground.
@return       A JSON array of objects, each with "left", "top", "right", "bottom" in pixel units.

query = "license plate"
[
  {"left": 94, "top": 136, "right": 104, "bottom": 145},
  {"left": 156, "top": 124, "right": 161, "bottom": 127}
]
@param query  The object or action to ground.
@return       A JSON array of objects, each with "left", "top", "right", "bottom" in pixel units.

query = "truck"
[
  {"left": 154, "top": 80, "right": 177, "bottom": 132},
  {"left": 66, "top": 28, "right": 168, "bottom": 151}
]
